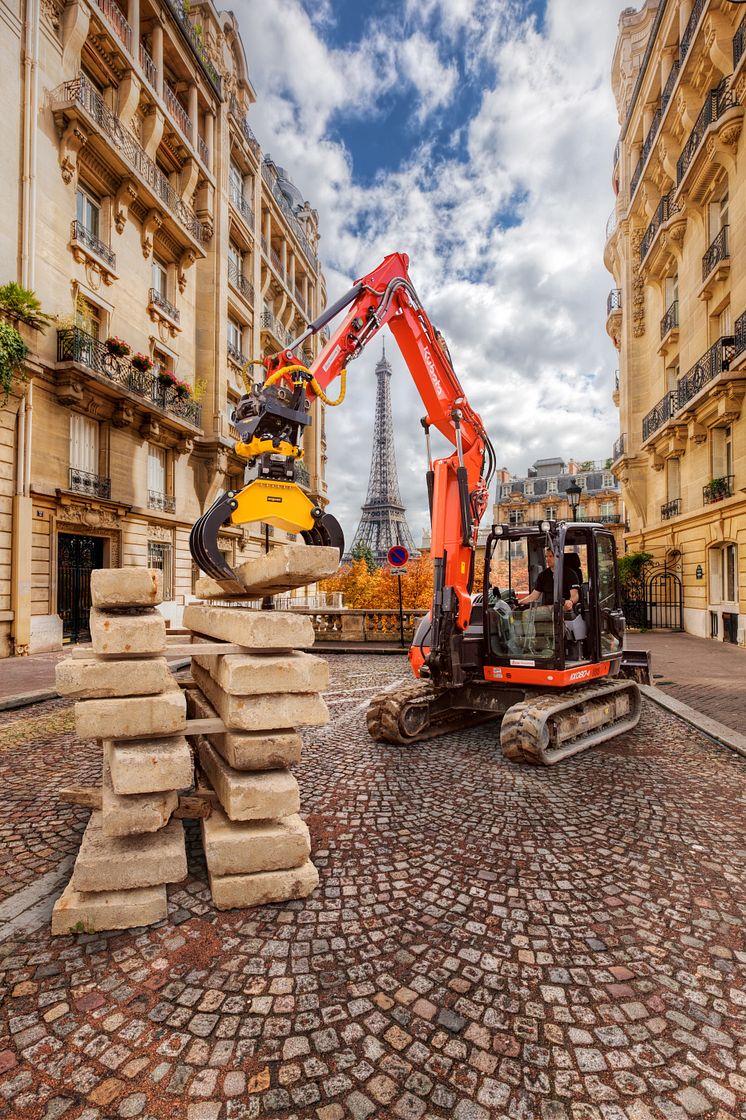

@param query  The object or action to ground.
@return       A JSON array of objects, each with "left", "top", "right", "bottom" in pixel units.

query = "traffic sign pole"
[
  {"left": 397, "top": 571, "right": 404, "bottom": 647},
  {"left": 387, "top": 547, "right": 409, "bottom": 647}
]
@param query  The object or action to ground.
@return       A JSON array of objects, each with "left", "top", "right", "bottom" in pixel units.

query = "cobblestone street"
[{"left": 1, "top": 654, "right": 745, "bottom": 1120}]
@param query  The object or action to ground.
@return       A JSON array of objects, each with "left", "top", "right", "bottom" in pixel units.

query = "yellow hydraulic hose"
[{"left": 265, "top": 363, "right": 347, "bottom": 406}]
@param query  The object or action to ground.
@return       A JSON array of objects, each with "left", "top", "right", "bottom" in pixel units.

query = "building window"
[
  {"left": 76, "top": 187, "right": 100, "bottom": 238},
  {"left": 508, "top": 509, "right": 524, "bottom": 526},
  {"left": 666, "top": 458, "right": 680, "bottom": 504},
  {"left": 75, "top": 296, "right": 102, "bottom": 340},
  {"left": 547, "top": 479, "right": 557, "bottom": 493},
  {"left": 664, "top": 272, "right": 678, "bottom": 308},
  {"left": 152, "top": 258, "right": 168, "bottom": 300},
  {"left": 229, "top": 161, "right": 244, "bottom": 202},
  {"left": 709, "top": 190, "right": 728, "bottom": 241},
  {"left": 576, "top": 503, "right": 586, "bottom": 519},
  {"left": 719, "top": 304, "right": 731, "bottom": 339},
  {"left": 147, "top": 541, "right": 173, "bottom": 601},
  {"left": 148, "top": 444, "right": 166, "bottom": 495},
  {"left": 70, "top": 413, "right": 98, "bottom": 474},
  {"left": 709, "top": 544, "right": 737, "bottom": 604},
  {"left": 600, "top": 501, "right": 615, "bottom": 519},
  {"left": 711, "top": 425, "right": 733, "bottom": 480},
  {"left": 544, "top": 506, "right": 554, "bottom": 521},
  {"left": 602, "top": 472, "right": 614, "bottom": 489},
  {"left": 525, "top": 481, "right": 534, "bottom": 497},
  {"left": 501, "top": 484, "right": 512, "bottom": 498},
  {"left": 229, "top": 243, "right": 242, "bottom": 273},
  {"left": 228, "top": 317, "right": 244, "bottom": 357}
]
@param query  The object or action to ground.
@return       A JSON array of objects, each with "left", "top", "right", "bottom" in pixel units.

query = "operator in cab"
[{"left": 515, "top": 546, "right": 580, "bottom": 613}]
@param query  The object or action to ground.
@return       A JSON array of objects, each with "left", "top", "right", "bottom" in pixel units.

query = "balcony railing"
[
  {"left": 162, "top": 0, "right": 221, "bottom": 94},
  {"left": 661, "top": 498, "right": 681, "bottom": 521},
  {"left": 606, "top": 208, "right": 617, "bottom": 241},
  {"left": 702, "top": 225, "right": 729, "bottom": 281},
  {"left": 614, "top": 369, "right": 620, "bottom": 391},
  {"left": 228, "top": 97, "right": 261, "bottom": 160},
  {"left": 660, "top": 299, "right": 679, "bottom": 340},
  {"left": 703, "top": 476, "right": 734, "bottom": 505},
  {"left": 57, "top": 327, "right": 201, "bottom": 427},
  {"left": 643, "top": 337, "right": 733, "bottom": 440},
  {"left": 261, "top": 161, "right": 319, "bottom": 273},
  {"left": 139, "top": 42, "right": 157, "bottom": 88},
  {"left": 227, "top": 341, "right": 248, "bottom": 367},
  {"left": 69, "top": 467, "right": 111, "bottom": 499},
  {"left": 607, "top": 289, "right": 622, "bottom": 316},
  {"left": 612, "top": 431, "right": 625, "bottom": 460},
  {"left": 148, "top": 490, "right": 176, "bottom": 513},
  {"left": 149, "top": 287, "right": 180, "bottom": 323},
  {"left": 198, "top": 135, "right": 209, "bottom": 167},
  {"left": 51, "top": 76, "right": 206, "bottom": 243},
  {"left": 613, "top": 141, "right": 620, "bottom": 167},
  {"left": 229, "top": 185, "right": 254, "bottom": 227},
  {"left": 228, "top": 259, "right": 254, "bottom": 304},
  {"left": 70, "top": 219, "right": 116, "bottom": 270},
  {"left": 678, "top": 79, "right": 738, "bottom": 184},
  {"left": 295, "top": 461, "right": 310, "bottom": 489},
  {"left": 94, "top": 0, "right": 131, "bottom": 51},
  {"left": 270, "top": 245, "right": 284, "bottom": 278},
  {"left": 164, "top": 83, "right": 192, "bottom": 140},
  {"left": 643, "top": 390, "right": 679, "bottom": 441},
  {"left": 736, "top": 14, "right": 746, "bottom": 70},
  {"left": 731, "top": 310, "right": 746, "bottom": 362},
  {"left": 640, "top": 191, "right": 679, "bottom": 263},
  {"left": 680, "top": 0, "right": 706, "bottom": 64}
]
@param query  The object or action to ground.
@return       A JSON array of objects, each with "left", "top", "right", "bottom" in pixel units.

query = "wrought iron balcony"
[
  {"left": 640, "top": 191, "right": 679, "bottom": 263},
  {"left": 261, "top": 161, "right": 319, "bottom": 273},
  {"left": 613, "top": 141, "right": 620, "bottom": 167},
  {"left": 69, "top": 466, "right": 111, "bottom": 499},
  {"left": 227, "top": 340, "right": 248, "bottom": 367},
  {"left": 139, "top": 42, "right": 157, "bottom": 87},
  {"left": 703, "top": 475, "right": 734, "bottom": 505},
  {"left": 164, "top": 83, "right": 192, "bottom": 140},
  {"left": 94, "top": 0, "right": 131, "bottom": 51},
  {"left": 606, "top": 208, "right": 617, "bottom": 242},
  {"left": 270, "top": 245, "right": 284, "bottom": 278},
  {"left": 228, "top": 97, "right": 261, "bottom": 160},
  {"left": 161, "top": 0, "right": 221, "bottom": 94},
  {"left": 295, "top": 461, "right": 310, "bottom": 489},
  {"left": 643, "top": 337, "right": 733, "bottom": 440},
  {"left": 661, "top": 498, "right": 681, "bottom": 521},
  {"left": 702, "top": 225, "right": 729, "bottom": 281},
  {"left": 229, "top": 185, "right": 254, "bottom": 227},
  {"left": 643, "top": 390, "right": 678, "bottom": 441},
  {"left": 198, "top": 135, "right": 209, "bottom": 167},
  {"left": 677, "top": 79, "right": 738, "bottom": 184},
  {"left": 57, "top": 327, "right": 201, "bottom": 427},
  {"left": 148, "top": 287, "right": 180, "bottom": 323},
  {"left": 51, "top": 76, "right": 206, "bottom": 243},
  {"left": 660, "top": 299, "right": 679, "bottom": 340},
  {"left": 736, "top": 13, "right": 746, "bottom": 70},
  {"left": 148, "top": 490, "right": 176, "bottom": 513},
  {"left": 680, "top": 0, "right": 705, "bottom": 64},
  {"left": 70, "top": 220, "right": 116, "bottom": 269},
  {"left": 607, "top": 289, "right": 622, "bottom": 316},
  {"left": 228, "top": 259, "right": 254, "bottom": 304},
  {"left": 662, "top": 58, "right": 680, "bottom": 110},
  {"left": 614, "top": 369, "right": 620, "bottom": 391},
  {"left": 731, "top": 310, "right": 746, "bottom": 363}
]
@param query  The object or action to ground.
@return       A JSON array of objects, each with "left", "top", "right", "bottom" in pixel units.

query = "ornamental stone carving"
[
  {"left": 141, "top": 208, "right": 163, "bottom": 259},
  {"left": 114, "top": 179, "right": 138, "bottom": 234},
  {"left": 630, "top": 229, "right": 646, "bottom": 338},
  {"left": 60, "top": 121, "right": 88, "bottom": 185}
]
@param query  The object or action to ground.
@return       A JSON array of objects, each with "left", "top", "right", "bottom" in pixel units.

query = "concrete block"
[
  {"left": 191, "top": 662, "right": 328, "bottom": 732},
  {"left": 197, "top": 739, "right": 300, "bottom": 821},
  {"left": 187, "top": 688, "right": 302, "bottom": 770},
  {"left": 193, "top": 650, "right": 329, "bottom": 696},
  {"left": 75, "top": 678, "right": 186, "bottom": 741},
  {"left": 30, "top": 614, "right": 63, "bottom": 654},
  {"left": 209, "top": 859, "right": 319, "bottom": 910},
  {"left": 52, "top": 880, "right": 167, "bottom": 935},
  {"left": 202, "top": 805, "right": 310, "bottom": 876},
  {"left": 183, "top": 603, "right": 314, "bottom": 649},
  {"left": 195, "top": 544, "right": 339, "bottom": 599},
  {"left": 71, "top": 812, "right": 187, "bottom": 892},
  {"left": 91, "top": 567, "right": 162, "bottom": 608},
  {"left": 56, "top": 656, "right": 172, "bottom": 699},
  {"left": 101, "top": 756, "right": 178, "bottom": 836},
  {"left": 106, "top": 736, "right": 193, "bottom": 795},
  {"left": 89, "top": 606, "right": 167, "bottom": 656}
]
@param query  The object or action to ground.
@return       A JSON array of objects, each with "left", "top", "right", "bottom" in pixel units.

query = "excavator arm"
[{"left": 190, "top": 252, "right": 494, "bottom": 682}]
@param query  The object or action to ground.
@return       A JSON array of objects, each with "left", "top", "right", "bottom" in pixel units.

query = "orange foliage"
[{"left": 320, "top": 554, "right": 495, "bottom": 609}]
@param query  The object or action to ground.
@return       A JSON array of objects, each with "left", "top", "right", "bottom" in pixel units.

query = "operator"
[{"left": 515, "top": 547, "right": 579, "bottom": 613}]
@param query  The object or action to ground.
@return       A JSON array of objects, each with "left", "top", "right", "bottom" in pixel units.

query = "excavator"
[{"left": 189, "top": 252, "right": 648, "bottom": 765}]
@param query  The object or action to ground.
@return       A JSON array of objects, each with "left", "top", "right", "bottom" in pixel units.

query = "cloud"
[{"left": 235, "top": 0, "right": 627, "bottom": 549}]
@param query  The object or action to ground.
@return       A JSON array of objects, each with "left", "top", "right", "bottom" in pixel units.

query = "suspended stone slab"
[
  {"left": 56, "top": 656, "right": 172, "bottom": 699},
  {"left": 202, "top": 805, "right": 310, "bottom": 876},
  {"left": 91, "top": 567, "right": 163, "bottom": 608},
  {"left": 52, "top": 881, "right": 167, "bottom": 936},
  {"left": 71, "top": 812, "right": 187, "bottom": 893},
  {"left": 197, "top": 739, "right": 300, "bottom": 821},
  {"left": 195, "top": 544, "right": 339, "bottom": 600},
  {"left": 209, "top": 859, "right": 319, "bottom": 911},
  {"left": 183, "top": 604, "right": 314, "bottom": 650},
  {"left": 191, "top": 662, "right": 327, "bottom": 732}
]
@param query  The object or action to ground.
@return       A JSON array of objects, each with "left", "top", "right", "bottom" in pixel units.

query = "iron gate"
[
  {"left": 57, "top": 533, "right": 103, "bottom": 642},
  {"left": 622, "top": 562, "right": 683, "bottom": 631}
]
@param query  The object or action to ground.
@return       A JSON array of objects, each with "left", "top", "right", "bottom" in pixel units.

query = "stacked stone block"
[{"left": 52, "top": 568, "right": 189, "bottom": 934}]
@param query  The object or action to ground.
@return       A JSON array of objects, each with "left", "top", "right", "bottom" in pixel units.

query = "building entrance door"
[{"left": 57, "top": 533, "right": 104, "bottom": 643}]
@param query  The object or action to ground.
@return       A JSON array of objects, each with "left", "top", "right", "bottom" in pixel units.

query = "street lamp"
[{"left": 566, "top": 480, "right": 582, "bottom": 522}]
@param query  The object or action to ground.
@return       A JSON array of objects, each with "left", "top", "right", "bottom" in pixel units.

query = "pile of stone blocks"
[{"left": 52, "top": 568, "right": 190, "bottom": 935}]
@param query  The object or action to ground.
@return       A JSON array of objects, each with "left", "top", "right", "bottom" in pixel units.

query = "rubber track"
[{"left": 366, "top": 681, "right": 494, "bottom": 744}]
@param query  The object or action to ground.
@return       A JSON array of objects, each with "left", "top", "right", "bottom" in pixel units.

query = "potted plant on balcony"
[
  {"left": 0, "top": 321, "right": 27, "bottom": 404},
  {"left": 172, "top": 377, "right": 193, "bottom": 400},
  {"left": 105, "top": 335, "right": 131, "bottom": 358},
  {"left": 157, "top": 368, "right": 176, "bottom": 389},
  {"left": 0, "top": 282, "right": 53, "bottom": 332},
  {"left": 705, "top": 477, "right": 729, "bottom": 502},
  {"left": 131, "top": 352, "right": 152, "bottom": 373}
]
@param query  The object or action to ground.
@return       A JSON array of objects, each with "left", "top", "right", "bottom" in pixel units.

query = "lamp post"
[{"left": 566, "top": 480, "right": 582, "bottom": 522}]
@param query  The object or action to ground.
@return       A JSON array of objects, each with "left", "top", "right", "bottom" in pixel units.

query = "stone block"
[
  {"left": 90, "top": 567, "right": 162, "bottom": 608},
  {"left": 52, "top": 880, "right": 167, "bottom": 935},
  {"left": 195, "top": 544, "right": 339, "bottom": 599},
  {"left": 209, "top": 860, "right": 319, "bottom": 910},
  {"left": 71, "top": 812, "right": 187, "bottom": 892},
  {"left": 193, "top": 650, "right": 329, "bottom": 696},
  {"left": 191, "top": 662, "right": 328, "bottom": 732},
  {"left": 197, "top": 739, "right": 300, "bottom": 821},
  {"left": 30, "top": 613, "right": 63, "bottom": 654},
  {"left": 75, "top": 678, "right": 186, "bottom": 741},
  {"left": 89, "top": 606, "right": 167, "bottom": 656},
  {"left": 101, "top": 756, "right": 178, "bottom": 837},
  {"left": 183, "top": 604, "right": 314, "bottom": 649},
  {"left": 56, "top": 657, "right": 172, "bottom": 699},
  {"left": 106, "top": 737, "right": 193, "bottom": 796},
  {"left": 202, "top": 805, "right": 310, "bottom": 876},
  {"left": 186, "top": 689, "right": 302, "bottom": 770}
]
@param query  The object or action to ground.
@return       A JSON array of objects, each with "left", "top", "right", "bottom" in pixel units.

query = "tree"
[
  {"left": 617, "top": 550, "right": 652, "bottom": 590},
  {"left": 350, "top": 543, "right": 376, "bottom": 573},
  {"left": 0, "top": 282, "right": 53, "bottom": 332}
]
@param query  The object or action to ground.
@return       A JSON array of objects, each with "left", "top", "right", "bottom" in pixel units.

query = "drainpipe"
[{"left": 20, "top": 0, "right": 40, "bottom": 287}]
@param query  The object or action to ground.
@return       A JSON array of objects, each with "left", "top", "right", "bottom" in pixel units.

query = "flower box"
[
  {"left": 131, "top": 352, "right": 152, "bottom": 373},
  {"left": 105, "top": 336, "right": 131, "bottom": 358}
]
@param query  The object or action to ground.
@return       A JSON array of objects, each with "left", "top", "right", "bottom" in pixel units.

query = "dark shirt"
[{"left": 534, "top": 565, "right": 579, "bottom": 603}]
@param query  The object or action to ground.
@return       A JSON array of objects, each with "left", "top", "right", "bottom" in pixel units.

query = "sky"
[{"left": 236, "top": 0, "right": 630, "bottom": 551}]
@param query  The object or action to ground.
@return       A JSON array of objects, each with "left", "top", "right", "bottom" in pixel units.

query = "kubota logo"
[
  {"left": 422, "top": 346, "right": 437, "bottom": 382},
  {"left": 568, "top": 668, "right": 593, "bottom": 682}
]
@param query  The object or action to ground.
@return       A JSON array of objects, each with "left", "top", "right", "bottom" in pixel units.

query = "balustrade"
[
  {"left": 678, "top": 79, "right": 738, "bottom": 184},
  {"left": 660, "top": 299, "right": 678, "bottom": 340},
  {"left": 702, "top": 225, "right": 729, "bottom": 281},
  {"left": 71, "top": 219, "right": 116, "bottom": 269},
  {"left": 661, "top": 498, "right": 681, "bottom": 520},
  {"left": 69, "top": 467, "right": 111, "bottom": 499}
]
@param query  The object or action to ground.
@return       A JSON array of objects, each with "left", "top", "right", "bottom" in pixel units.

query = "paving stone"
[
  {"left": 102, "top": 753, "right": 178, "bottom": 836},
  {"left": 193, "top": 649, "right": 329, "bottom": 696},
  {"left": 194, "top": 544, "right": 339, "bottom": 599},
  {"left": 55, "top": 657, "right": 173, "bottom": 699},
  {"left": 183, "top": 603, "right": 315, "bottom": 649},
  {"left": 71, "top": 813, "right": 187, "bottom": 892},
  {"left": 89, "top": 606, "right": 166, "bottom": 656},
  {"left": 186, "top": 688, "right": 302, "bottom": 770},
  {"left": 106, "top": 736, "right": 193, "bottom": 796},
  {"left": 91, "top": 567, "right": 162, "bottom": 608},
  {"left": 191, "top": 661, "right": 328, "bottom": 731},
  {"left": 75, "top": 678, "right": 186, "bottom": 741},
  {"left": 201, "top": 805, "right": 310, "bottom": 875},
  {"left": 209, "top": 860, "right": 319, "bottom": 910},
  {"left": 51, "top": 881, "right": 167, "bottom": 935},
  {"left": 197, "top": 739, "right": 300, "bottom": 821}
]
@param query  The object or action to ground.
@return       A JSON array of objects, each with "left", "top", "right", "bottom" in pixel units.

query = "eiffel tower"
[{"left": 348, "top": 342, "right": 419, "bottom": 564}]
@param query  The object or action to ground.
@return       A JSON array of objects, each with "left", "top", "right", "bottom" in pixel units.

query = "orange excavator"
[{"left": 190, "top": 252, "right": 648, "bottom": 764}]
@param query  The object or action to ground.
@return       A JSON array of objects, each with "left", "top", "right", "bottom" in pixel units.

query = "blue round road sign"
[{"left": 388, "top": 545, "right": 409, "bottom": 567}]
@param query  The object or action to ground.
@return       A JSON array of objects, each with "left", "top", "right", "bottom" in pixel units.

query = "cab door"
[{"left": 593, "top": 532, "right": 625, "bottom": 664}]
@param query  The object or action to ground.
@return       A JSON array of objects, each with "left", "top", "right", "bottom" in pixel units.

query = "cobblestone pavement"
[{"left": 1, "top": 655, "right": 745, "bottom": 1120}]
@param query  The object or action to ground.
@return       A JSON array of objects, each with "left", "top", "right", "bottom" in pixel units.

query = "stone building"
[
  {"left": 605, "top": 0, "right": 746, "bottom": 643},
  {"left": 0, "top": 0, "right": 328, "bottom": 656}
]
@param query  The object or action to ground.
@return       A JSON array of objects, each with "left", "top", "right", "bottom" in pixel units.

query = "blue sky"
[{"left": 238, "top": 0, "right": 630, "bottom": 549}]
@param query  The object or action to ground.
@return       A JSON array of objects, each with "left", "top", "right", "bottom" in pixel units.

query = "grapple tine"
[{"left": 189, "top": 491, "right": 246, "bottom": 595}]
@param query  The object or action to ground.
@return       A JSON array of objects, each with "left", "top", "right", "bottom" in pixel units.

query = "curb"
[
  {"left": 640, "top": 683, "right": 746, "bottom": 759},
  {"left": 0, "top": 658, "right": 193, "bottom": 713}
]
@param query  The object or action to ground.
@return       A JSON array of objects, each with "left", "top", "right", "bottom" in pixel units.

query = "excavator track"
[
  {"left": 499, "top": 678, "right": 641, "bottom": 766},
  {"left": 366, "top": 680, "right": 497, "bottom": 744}
]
